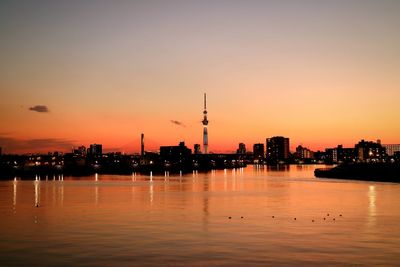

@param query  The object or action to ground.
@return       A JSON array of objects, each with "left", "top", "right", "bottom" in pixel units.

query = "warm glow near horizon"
[{"left": 1, "top": 1, "right": 400, "bottom": 154}]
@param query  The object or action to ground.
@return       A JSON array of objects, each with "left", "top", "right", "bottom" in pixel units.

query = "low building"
[
  {"left": 160, "top": 142, "right": 191, "bottom": 162},
  {"left": 383, "top": 144, "right": 400, "bottom": 156},
  {"left": 325, "top": 145, "right": 355, "bottom": 163},
  {"left": 72, "top": 146, "right": 87, "bottom": 156},
  {"left": 295, "top": 145, "right": 314, "bottom": 160}
]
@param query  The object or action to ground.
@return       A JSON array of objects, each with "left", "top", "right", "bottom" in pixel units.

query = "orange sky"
[{"left": 1, "top": 1, "right": 400, "bottom": 153}]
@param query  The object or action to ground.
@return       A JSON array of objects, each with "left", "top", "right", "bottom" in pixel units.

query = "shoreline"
[{"left": 315, "top": 163, "right": 400, "bottom": 183}]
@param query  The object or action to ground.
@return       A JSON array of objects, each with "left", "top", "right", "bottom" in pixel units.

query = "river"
[{"left": 0, "top": 165, "right": 399, "bottom": 266}]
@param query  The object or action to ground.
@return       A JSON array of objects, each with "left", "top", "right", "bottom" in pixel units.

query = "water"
[{"left": 0, "top": 165, "right": 399, "bottom": 266}]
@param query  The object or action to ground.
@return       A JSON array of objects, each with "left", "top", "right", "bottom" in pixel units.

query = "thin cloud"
[
  {"left": 170, "top": 120, "right": 186, "bottom": 127},
  {"left": 29, "top": 105, "right": 49, "bottom": 113}
]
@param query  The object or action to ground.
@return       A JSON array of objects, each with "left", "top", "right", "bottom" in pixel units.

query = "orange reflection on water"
[{"left": 1, "top": 165, "right": 400, "bottom": 266}]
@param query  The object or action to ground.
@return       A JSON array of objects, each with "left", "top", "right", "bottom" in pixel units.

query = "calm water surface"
[{"left": 0, "top": 165, "right": 399, "bottom": 266}]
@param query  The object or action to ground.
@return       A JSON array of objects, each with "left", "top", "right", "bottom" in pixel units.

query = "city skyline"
[{"left": 1, "top": 1, "right": 400, "bottom": 153}]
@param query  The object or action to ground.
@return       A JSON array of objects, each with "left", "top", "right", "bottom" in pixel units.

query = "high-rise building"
[
  {"left": 141, "top": 133, "right": 145, "bottom": 156},
  {"left": 89, "top": 144, "right": 102, "bottom": 156},
  {"left": 194, "top": 144, "right": 201, "bottom": 154},
  {"left": 266, "top": 136, "right": 290, "bottom": 162},
  {"left": 383, "top": 144, "right": 400, "bottom": 156},
  {"left": 202, "top": 93, "right": 209, "bottom": 154},
  {"left": 237, "top": 143, "right": 246, "bottom": 154},
  {"left": 253, "top": 143, "right": 264, "bottom": 160}
]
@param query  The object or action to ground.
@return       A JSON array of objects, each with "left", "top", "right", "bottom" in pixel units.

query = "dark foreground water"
[{"left": 0, "top": 165, "right": 399, "bottom": 266}]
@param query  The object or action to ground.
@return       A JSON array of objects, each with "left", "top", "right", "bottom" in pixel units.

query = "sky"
[{"left": 0, "top": 0, "right": 400, "bottom": 154}]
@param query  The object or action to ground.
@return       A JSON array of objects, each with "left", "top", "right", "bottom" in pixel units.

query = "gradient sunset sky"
[{"left": 1, "top": 0, "right": 399, "bottom": 154}]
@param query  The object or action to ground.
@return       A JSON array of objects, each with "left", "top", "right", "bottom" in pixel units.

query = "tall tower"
[
  {"left": 202, "top": 93, "right": 209, "bottom": 154},
  {"left": 141, "top": 133, "right": 144, "bottom": 156}
]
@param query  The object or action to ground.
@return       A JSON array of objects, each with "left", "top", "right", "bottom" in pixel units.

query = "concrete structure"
[
  {"left": 194, "top": 144, "right": 201, "bottom": 154},
  {"left": 253, "top": 143, "right": 264, "bottom": 161},
  {"left": 383, "top": 144, "right": 400, "bottom": 156},
  {"left": 160, "top": 142, "right": 191, "bottom": 162},
  {"left": 295, "top": 145, "right": 314, "bottom": 159},
  {"left": 237, "top": 143, "right": 246, "bottom": 154},
  {"left": 355, "top": 140, "right": 386, "bottom": 162},
  {"left": 89, "top": 144, "right": 102, "bottom": 156},
  {"left": 72, "top": 146, "right": 86, "bottom": 156},
  {"left": 266, "top": 136, "right": 290, "bottom": 162},
  {"left": 325, "top": 145, "right": 355, "bottom": 163}
]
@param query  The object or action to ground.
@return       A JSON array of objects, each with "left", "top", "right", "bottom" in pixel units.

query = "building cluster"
[
  {"left": 1, "top": 137, "right": 400, "bottom": 179},
  {"left": 72, "top": 144, "right": 103, "bottom": 157},
  {"left": 234, "top": 136, "right": 291, "bottom": 164},
  {"left": 236, "top": 137, "right": 400, "bottom": 164}
]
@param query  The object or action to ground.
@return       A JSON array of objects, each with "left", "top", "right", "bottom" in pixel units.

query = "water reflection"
[
  {"left": 203, "top": 175, "right": 209, "bottom": 231},
  {"left": 13, "top": 178, "right": 17, "bottom": 208},
  {"left": 149, "top": 183, "right": 153, "bottom": 204},
  {"left": 232, "top": 170, "right": 237, "bottom": 191},
  {"left": 59, "top": 182, "right": 64, "bottom": 206},
  {"left": 34, "top": 180, "right": 40, "bottom": 207},
  {"left": 368, "top": 185, "right": 377, "bottom": 227},
  {"left": 95, "top": 184, "right": 99, "bottom": 205}
]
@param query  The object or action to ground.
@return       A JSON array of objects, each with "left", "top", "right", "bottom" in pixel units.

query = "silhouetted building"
[
  {"left": 394, "top": 151, "right": 400, "bottom": 162},
  {"left": 325, "top": 148, "right": 336, "bottom": 163},
  {"left": 72, "top": 146, "right": 86, "bottom": 156},
  {"left": 295, "top": 145, "right": 314, "bottom": 159},
  {"left": 237, "top": 143, "right": 246, "bottom": 154},
  {"left": 89, "top": 144, "right": 102, "bottom": 156},
  {"left": 266, "top": 136, "right": 290, "bottom": 163},
  {"left": 355, "top": 140, "right": 386, "bottom": 162},
  {"left": 341, "top": 147, "right": 355, "bottom": 162},
  {"left": 194, "top": 144, "right": 201, "bottom": 154},
  {"left": 314, "top": 151, "right": 328, "bottom": 162},
  {"left": 160, "top": 142, "right": 191, "bottom": 162},
  {"left": 383, "top": 144, "right": 400, "bottom": 156},
  {"left": 325, "top": 145, "right": 355, "bottom": 163},
  {"left": 140, "top": 151, "right": 158, "bottom": 166},
  {"left": 0, "top": 147, "right": 2, "bottom": 155},
  {"left": 141, "top": 133, "right": 145, "bottom": 156},
  {"left": 253, "top": 143, "right": 264, "bottom": 161}
]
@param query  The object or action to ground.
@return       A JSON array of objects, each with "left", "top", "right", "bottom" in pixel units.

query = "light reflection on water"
[
  {"left": 0, "top": 165, "right": 400, "bottom": 266},
  {"left": 368, "top": 185, "right": 376, "bottom": 228}
]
